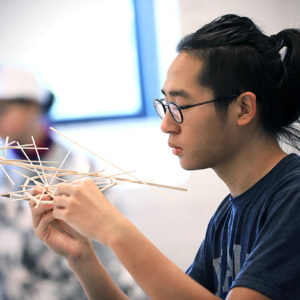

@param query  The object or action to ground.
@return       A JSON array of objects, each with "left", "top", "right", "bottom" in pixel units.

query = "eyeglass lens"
[
  {"left": 168, "top": 102, "right": 182, "bottom": 123},
  {"left": 154, "top": 99, "right": 182, "bottom": 123},
  {"left": 154, "top": 100, "right": 166, "bottom": 119}
]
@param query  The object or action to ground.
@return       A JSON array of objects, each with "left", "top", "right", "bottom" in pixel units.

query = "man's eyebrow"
[{"left": 161, "top": 89, "right": 190, "bottom": 98}]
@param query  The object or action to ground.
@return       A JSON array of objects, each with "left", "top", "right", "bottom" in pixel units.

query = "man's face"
[
  {"left": 160, "top": 52, "right": 238, "bottom": 171},
  {"left": 0, "top": 100, "right": 42, "bottom": 143}
]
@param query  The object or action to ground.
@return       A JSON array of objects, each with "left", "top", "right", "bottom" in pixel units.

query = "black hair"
[
  {"left": 177, "top": 14, "right": 300, "bottom": 151},
  {"left": 42, "top": 91, "right": 55, "bottom": 114}
]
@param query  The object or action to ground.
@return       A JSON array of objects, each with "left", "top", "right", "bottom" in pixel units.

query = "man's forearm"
[
  {"left": 107, "top": 219, "right": 218, "bottom": 300},
  {"left": 68, "top": 248, "right": 129, "bottom": 300}
]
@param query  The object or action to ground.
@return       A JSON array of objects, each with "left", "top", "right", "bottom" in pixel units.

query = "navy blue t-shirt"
[{"left": 186, "top": 154, "right": 300, "bottom": 299}]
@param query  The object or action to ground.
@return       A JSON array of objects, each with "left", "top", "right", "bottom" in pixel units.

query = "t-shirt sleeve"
[
  {"left": 186, "top": 218, "right": 216, "bottom": 294},
  {"left": 232, "top": 188, "right": 300, "bottom": 300},
  {"left": 186, "top": 241, "right": 208, "bottom": 283}
]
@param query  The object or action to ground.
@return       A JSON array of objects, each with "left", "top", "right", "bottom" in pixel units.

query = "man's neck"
[{"left": 213, "top": 137, "right": 287, "bottom": 198}]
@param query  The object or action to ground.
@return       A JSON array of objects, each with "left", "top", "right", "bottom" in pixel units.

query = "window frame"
[{"left": 53, "top": 0, "right": 160, "bottom": 124}]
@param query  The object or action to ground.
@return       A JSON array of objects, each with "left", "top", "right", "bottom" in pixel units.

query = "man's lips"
[{"left": 168, "top": 142, "right": 183, "bottom": 155}]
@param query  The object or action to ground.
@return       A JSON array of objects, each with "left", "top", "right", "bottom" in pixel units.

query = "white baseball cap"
[{"left": 0, "top": 66, "right": 51, "bottom": 106}]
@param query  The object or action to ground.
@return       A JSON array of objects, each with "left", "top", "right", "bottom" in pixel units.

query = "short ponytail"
[
  {"left": 276, "top": 29, "right": 300, "bottom": 124},
  {"left": 273, "top": 29, "right": 300, "bottom": 149}
]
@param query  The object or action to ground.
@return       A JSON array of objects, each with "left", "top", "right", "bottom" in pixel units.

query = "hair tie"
[
  {"left": 270, "top": 34, "right": 285, "bottom": 50},
  {"left": 270, "top": 34, "right": 278, "bottom": 41}
]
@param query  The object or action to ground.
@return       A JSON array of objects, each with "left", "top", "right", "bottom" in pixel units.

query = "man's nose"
[{"left": 160, "top": 109, "right": 180, "bottom": 134}]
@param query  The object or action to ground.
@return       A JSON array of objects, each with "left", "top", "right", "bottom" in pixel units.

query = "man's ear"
[{"left": 236, "top": 92, "right": 257, "bottom": 126}]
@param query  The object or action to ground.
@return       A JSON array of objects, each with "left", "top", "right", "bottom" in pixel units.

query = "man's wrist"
[
  {"left": 67, "top": 239, "right": 96, "bottom": 267},
  {"left": 105, "top": 216, "right": 137, "bottom": 251}
]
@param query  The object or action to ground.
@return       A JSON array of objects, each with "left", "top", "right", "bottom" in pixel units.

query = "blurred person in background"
[{"left": 0, "top": 66, "right": 147, "bottom": 300}]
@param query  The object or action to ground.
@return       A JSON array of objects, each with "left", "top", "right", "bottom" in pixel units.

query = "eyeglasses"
[{"left": 153, "top": 94, "right": 241, "bottom": 124}]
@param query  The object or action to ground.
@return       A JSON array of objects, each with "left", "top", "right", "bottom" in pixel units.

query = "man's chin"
[
  {"left": 179, "top": 158, "right": 210, "bottom": 171},
  {"left": 179, "top": 159, "right": 197, "bottom": 171}
]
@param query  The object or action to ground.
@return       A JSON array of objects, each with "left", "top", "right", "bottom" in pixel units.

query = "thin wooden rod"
[
  {"left": 0, "top": 146, "right": 49, "bottom": 150},
  {"left": 3, "top": 136, "right": 9, "bottom": 158},
  {"left": 13, "top": 169, "right": 44, "bottom": 187},
  {"left": 0, "top": 164, "right": 15, "bottom": 185},
  {"left": 16, "top": 141, "right": 47, "bottom": 185},
  {"left": 114, "top": 177, "right": 188, "bottom": 191},
  {"left": 49, "top": 127, "right": 184, "bottom": 199},
  {"left": 0, "top": 157, "right": 57, "bottom": 164},
  {"left": 31, "top": 136, "right": 48, "bottom": 186},
  {"left": 49, "top": 145, "right": 73, "bottom": 185}
]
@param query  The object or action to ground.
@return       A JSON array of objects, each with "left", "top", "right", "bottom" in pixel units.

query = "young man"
[{"left": 29, "top": 15, "right": 300, "bottom": 299}]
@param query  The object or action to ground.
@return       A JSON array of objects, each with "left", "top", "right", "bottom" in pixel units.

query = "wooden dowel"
[
  {"left": 16, "top": 141, "right": 47, "bottom": 186},
  {"left": 0, "top": 146, "right": 49, "bottom": 150},
  {"left": 0, "top": 164, "right": 15, "bottom": 185},
  {"left": 0, "top": 157, "right": 57, "bottom": 164},
  {"left": 49, "top": 145, "right": 73, "bottom": 185},
  {"left": 114, "top": 177, "right": 188, "bottom": 191},
  {"left": 31, "top": 136, "right": 48, "bottom": 186},
  {"left": 12, "top": 169, "right": 44, "bottom": 187},
  {"left": 49, "top": 127, "right": 185, "bottom": 199}
]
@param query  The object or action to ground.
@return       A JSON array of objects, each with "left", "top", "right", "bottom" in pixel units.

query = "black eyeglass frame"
[{"left": 153, "top": 93, "right": 242, "bottom": 124}]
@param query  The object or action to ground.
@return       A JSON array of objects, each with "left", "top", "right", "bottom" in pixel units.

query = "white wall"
[{"left": 178, "top": 0, "right": 300, "bottom": 36}]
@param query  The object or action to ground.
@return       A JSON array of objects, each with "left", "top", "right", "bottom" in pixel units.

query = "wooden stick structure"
[{"left": 0, "top": 128, "right": 187, "bottom": 205}]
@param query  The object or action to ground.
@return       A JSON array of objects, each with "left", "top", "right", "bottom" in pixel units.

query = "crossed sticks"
[{"left": 0, "top": 127, "right": 187, "bottom": 206}]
